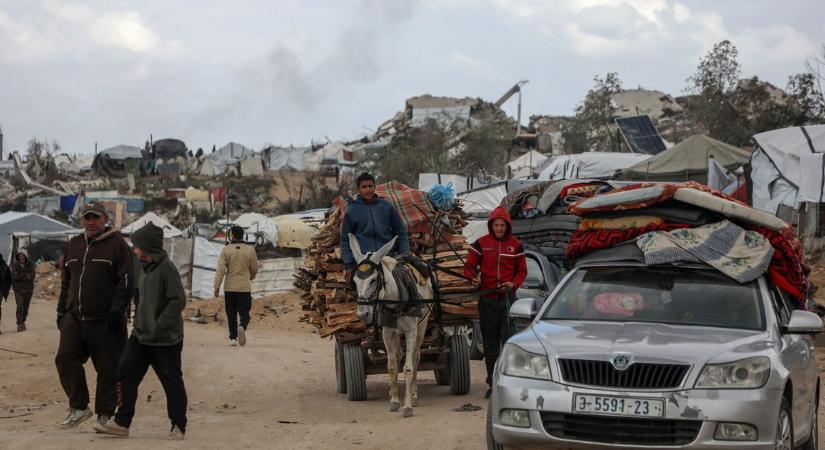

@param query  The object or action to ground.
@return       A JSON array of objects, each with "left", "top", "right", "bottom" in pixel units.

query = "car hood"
[{"left": 531, "top": 320, "right": 772, "bottom": 366}]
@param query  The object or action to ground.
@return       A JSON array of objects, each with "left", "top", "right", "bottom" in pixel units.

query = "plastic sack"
[{"left": 428, "top": 182, "right": 455, "bottom": 211}]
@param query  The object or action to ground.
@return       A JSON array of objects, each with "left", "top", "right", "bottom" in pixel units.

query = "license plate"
[{"left": 573, "top": 394, "right": 664, "bottom": 418}]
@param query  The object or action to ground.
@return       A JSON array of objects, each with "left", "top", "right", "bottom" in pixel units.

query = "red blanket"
[
  {"left": 565, "top": 223, "right": 691, "bottom": 261},
  {"left": 376, "top": 182, "right": 436, "bottom": 235}
]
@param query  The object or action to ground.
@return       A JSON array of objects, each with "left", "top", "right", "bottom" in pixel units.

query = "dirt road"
[
  {"left": 0, "top": 293, "right": 488, "bottom": 449},
  {"left": 2, "top": 292, "right": 825, "bottom": 449}
]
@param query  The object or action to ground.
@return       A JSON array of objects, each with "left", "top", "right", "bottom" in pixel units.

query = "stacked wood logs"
[{"left": 294, "top": 196, "right": 480, "bottom": 344}]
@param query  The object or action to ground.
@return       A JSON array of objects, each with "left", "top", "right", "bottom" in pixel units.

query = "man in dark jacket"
[
  {"left": 340, "top": 172, "right": 410, "bottom": 276},
  {"left": 94, "top": 222, "right": 187, "bottom": 440},
  {"left": 0, "top": 253, "right": 10, "bottom": 334},
  {"left": 463, "top": 206, "right": 527, "bottom": 399},
  {"left": 55, "top": 202, "right": 133, "bottom": 430},
  {"left": 10, "top": 248, "right": 35, "bottom": 332}
]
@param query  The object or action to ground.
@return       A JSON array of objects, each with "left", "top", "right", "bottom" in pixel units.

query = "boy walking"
[
  {"left": 93, "top": 222, "right": 188, "bottom": 439},
  {"left": 214, "top": 225, "right": 258, "bottom": 346},
  {"left": 10, "top": 249, "right": 35, "bottom": 332},
  {"left": 463, "top": 206, "right": 527, "bottom": 399}
]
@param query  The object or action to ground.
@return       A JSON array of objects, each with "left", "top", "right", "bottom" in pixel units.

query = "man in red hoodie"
[{"left": 463, "top": 206, "right": 527, "bottom": 398}]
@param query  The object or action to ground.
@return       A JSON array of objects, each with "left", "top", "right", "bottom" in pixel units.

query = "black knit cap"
[{"left": 131, "top": 222, "right": 165, "bottom": 260}]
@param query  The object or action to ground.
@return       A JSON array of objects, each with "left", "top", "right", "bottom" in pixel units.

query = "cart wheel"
[
  {"left": 434, "top": 367, "right": 450, "bottom": 385},
  {"left": 335, "top": 340, "right": 347, "bottom": 394},
  {"left": 448, "top": 334, "right": 470, "bottom": 395},
  {"left": 343, "top": 344, "right": 367, "bottom": 401}
]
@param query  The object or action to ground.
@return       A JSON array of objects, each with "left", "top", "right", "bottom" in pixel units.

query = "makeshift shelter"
[
  {"left": 92, "top": 145, "right": 144, "bottom": 177},
  {"left": 457, "top": 180, "right": 541, "bottom": 215},
  {"left": 121, "top": 212, "right": 183, "bottom": 238},
  {"left": 617, "top": 134, "right": 751, "bottom": 183},
  {"left": 262, "top": 146, "right": 308, "bottom": 171},
  {"left": 507, "top": 150, "right": 548, "bottom": 179},
  {"left": 750, "top": 125, "right": 825, "bottom": 215},
  {"left": 207, "top": 142, "right": 256, "bottom": 174},
  {"left": 220, "top": 213, "right": 279, "bottom": 246},
  {"left": 240, "top": 155, "right": 264, "bottom": 176},
  {"left": 304, "top": 142, "right": 355, "bottom": 172},
  {"left": 537, "top": 152, "right": 650, "bottom": 181},
  {"left": 151, "top": 138, "right": 188, "bottom": 160},
  {"left": 0, "top": 212, "right": 77, "bottom": 259}
]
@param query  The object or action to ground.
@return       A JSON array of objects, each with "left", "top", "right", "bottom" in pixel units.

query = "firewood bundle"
[{"left": 294, "top": 196, "right": 480, "bottom": 344}]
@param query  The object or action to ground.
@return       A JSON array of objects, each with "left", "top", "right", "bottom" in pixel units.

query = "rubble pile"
[{"left": 294, "top": 184, "right": 479, "bottom": 344}]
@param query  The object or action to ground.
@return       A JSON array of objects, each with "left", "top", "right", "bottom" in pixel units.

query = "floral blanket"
[{"left": 636, "top": 220, "right": 774, "bottom": 284}]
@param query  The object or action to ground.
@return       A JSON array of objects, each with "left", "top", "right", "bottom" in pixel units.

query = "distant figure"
[
  {"left": 93, "top": 222, "right": 188, "bottom": 440},
  {"left": 10, "top": 249, "right": 35, "bottom": 332},
  {"left": 0, "top": 254, "right": 11, "bottom": 334},
  {"left": 214, "top": 226, "right": 259, "bottom": 346},
  {"left": 55, "top": 202, "right": 133, "bottom": 430}
]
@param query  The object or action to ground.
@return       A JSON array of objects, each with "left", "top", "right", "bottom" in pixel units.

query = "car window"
[
  {"left": 523, "top": 256, "right": 545, "bottom": 288},
  {"left": 543, "top": 266, "right": 764, "bottom": 330}
]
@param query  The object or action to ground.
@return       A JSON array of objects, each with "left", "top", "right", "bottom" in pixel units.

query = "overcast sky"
[{"left": 0, "top": 0, "right": 823, "bottom": 154}]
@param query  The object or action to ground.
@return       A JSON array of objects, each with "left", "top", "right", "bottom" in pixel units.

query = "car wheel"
[
  {"left": 486, "top": 399, "right": 504, "bottom": 450},
  {"left": 335, "top": 340, "right": 347, "bottom": 394},
  {"left": 799, "top": 396, "right": 819, "bottom": 450},
  {"left": 776, "top": 397, "right": 794, "bottom": 450},
  {"left": 343, "top": 344, "right": 367, "bottom": 401}
]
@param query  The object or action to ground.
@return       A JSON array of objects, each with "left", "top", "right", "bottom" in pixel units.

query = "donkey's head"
[{"left": 348, "top": 234, "right": 397, "bottom": 324}]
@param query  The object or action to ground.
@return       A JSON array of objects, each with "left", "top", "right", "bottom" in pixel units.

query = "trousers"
[{"left": 224, "top": 291, "right": 252, "bottom": 340}]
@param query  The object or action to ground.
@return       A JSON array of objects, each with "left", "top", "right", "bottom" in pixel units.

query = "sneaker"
[
  {"left": 93, "top": 419, "right": 129, "bottom": 437},
  {"left": 229, "top": 339, "right": 238, "bottom": 347},
  {"left": 97, "top": 415, "right": 110, "bottom": 427},
  {"left": 238, "top": 326, "right": 246, "bottom": 347},
  {"left": 59, "top": 408, "right": 93, "bottom": 429},
  {"left": 168, "top": 425, "right": 185, "bottom": 440}
]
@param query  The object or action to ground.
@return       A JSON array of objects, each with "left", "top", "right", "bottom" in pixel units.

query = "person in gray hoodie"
[{"left": 93, "top": 222, "right": 187, "bottom": 440}]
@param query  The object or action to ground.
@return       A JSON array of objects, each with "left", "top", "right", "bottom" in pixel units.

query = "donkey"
[{"left": 348, "top": 234, "right": 433, "bottom": 418}]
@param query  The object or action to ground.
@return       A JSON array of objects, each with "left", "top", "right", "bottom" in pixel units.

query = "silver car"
[{"left": 488, "top": 262, "right": 822, "bottom": 450}]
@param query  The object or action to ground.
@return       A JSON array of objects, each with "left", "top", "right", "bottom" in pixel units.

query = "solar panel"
[{"left": 615, "top": 115, "right": 667, "bottom": 155}]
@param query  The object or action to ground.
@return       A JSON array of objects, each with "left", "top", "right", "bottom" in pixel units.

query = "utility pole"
[{"left": 0, "top": 123, "right": 4, "bottom": 160}]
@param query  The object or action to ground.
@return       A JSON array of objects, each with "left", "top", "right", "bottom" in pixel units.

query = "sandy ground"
[
  {"left": 2, "top": 289, "right": 825, "bottom": 449},
  {"left": 0, "top": 292, "right": 488, "bottom": 450}
]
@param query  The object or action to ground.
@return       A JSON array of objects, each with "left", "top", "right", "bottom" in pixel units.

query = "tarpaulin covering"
[
  {"left": 538, "top": 152, "right": 651, "bottom": 181},
  {"left": 750, "top": 125, "right": 825, "bottom": 214},
  {"left": 375, "top": 182, "right": 434, "bottom": 234},
  {"left": 121, "top": 212, "right": 182, "bottom": 238},
  {"left": 263, "top": 146, "right": 308, "bottom": 171}
]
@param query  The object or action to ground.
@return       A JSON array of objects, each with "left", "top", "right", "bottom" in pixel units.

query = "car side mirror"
[
  {"left": 510, "top": 297, "right": 538, "bottom": 320},
  {"left": 786, "top": 310, "right": 824, "bottom": 334}
]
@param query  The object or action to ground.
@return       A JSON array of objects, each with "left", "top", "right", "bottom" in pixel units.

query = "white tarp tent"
[
  {"left": 457, "top": 180, "right": 542, "bottom": 215},
  {"left": 262, "top": 146, "right": 308, "bottom": 171},
  {"left": 121, "top": 212, "right": 183, "bottom": 238},
  {"left": 207, "top": 142, "right": 255, "bottom": 174},
  {"left": 537, "top": 152, "right": 651, "bottom": 181},
  {"left": 304, "top": 142, "right": 353, "bottom": 171},
  {"left": 507, "top": 150, "right": 548, "bottom": 179},
  {"left": 750, "top": 125, "right": 825, "bottom": 214},
  {"left": 0, "top": 212, "right": 77, "bottom": 259}
]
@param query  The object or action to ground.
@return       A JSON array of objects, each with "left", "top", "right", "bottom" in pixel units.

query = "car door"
[{"left": 771, "top": 287, "right": 815, "bottom": 431}]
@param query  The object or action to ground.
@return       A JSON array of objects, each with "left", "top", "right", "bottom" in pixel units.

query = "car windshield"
[{"left": 542, "top": 266, "right": 764, "bottom": 330}]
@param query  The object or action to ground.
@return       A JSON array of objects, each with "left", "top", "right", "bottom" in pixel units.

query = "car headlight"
[
  {"left": 501, "top": 344, "right": 551, "bottom": 380},
  {"left": 695, "top": 356, "right": 770, "bottom": 389}
]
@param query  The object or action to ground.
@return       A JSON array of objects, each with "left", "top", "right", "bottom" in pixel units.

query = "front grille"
[
  {"left": 541, "top": 412, "right": 701, "bottom": 446},
  {"left": 558, "top": 359, "right": 689, "bottom": 389}
]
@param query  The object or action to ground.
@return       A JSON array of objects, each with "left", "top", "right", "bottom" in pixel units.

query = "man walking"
[
  {"left": 94, "top": 222, "right": 188, "bottom": 440},
  {"left": 463, "top": 206, "right": 527, "bottom": 399},
  {"left": 214, "top": 225, "right": 258, "bottom": 346},
  {"left": 10, "top": 248, "right": 35, "bottom": 332},
  {"left": 0, "top": 253, "right": 11, "bottom": 334},
  {"left": 340, "top": 172, "right": 410, "bottom": 278},
  {"left": 55, "top": 202, "right": 133, "bottom": 429}
]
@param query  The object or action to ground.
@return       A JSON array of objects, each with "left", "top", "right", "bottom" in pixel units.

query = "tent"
[
  {"left": 207, "top": 142, "right": 256, "bottom": 174},
  {"left": 121, "top": 212, "right": 183, "bottom": 238},
  {"left": 617, "top": 134, "right": 751, "bottom": 183},
  {"left": 0, "top": 212, "right": 77, "bottom": 259},
  {"left": 262, "top": 146, "right": 308, "bottom": 171},
  {"left": 537, "top": 152, "right": 651, "bottom": 181},
  {"left": 152, "top": 138, "right": 188, "bottom": 160},
  {"left": 507, "top": 150, "right": 548, "bottom": 179},
  {"left": 304, "top": 142, "right": 355, "bottom": 171},
  {"left": 457, "top": 180, "right": 542, "bottom": 215},
  {"left": 92, "top": 145, "right": 144, "bottom": 177},
  {"left": 750, "top": 125, "right": 825, "bottom": 215}
]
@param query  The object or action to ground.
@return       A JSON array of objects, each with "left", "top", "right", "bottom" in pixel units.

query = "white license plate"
[{"left": 573, "top": 394, "right": 664, "bottom": 418}]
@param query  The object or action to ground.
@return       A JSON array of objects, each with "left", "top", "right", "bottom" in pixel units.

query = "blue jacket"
[{"left": 340, "top": 195, "right": 410, "bottom": 269}]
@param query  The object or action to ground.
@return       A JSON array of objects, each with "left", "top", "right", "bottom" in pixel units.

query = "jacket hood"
[
  {"left": 130, "top": 222, "right": 166, "bottom": 262},
  {"left": 353, "top": 194, "right": 384, "bottom": 205},
  {"left": 15, "top": 248, "right": 29, "bottom": 261},
  {"left": 487, "top": 206, "right": 513, "bottom": 239}
]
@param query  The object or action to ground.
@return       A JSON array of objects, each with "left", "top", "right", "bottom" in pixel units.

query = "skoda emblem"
[{"left": 612, "top": 354, "right": 631, "bottom": 371}]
